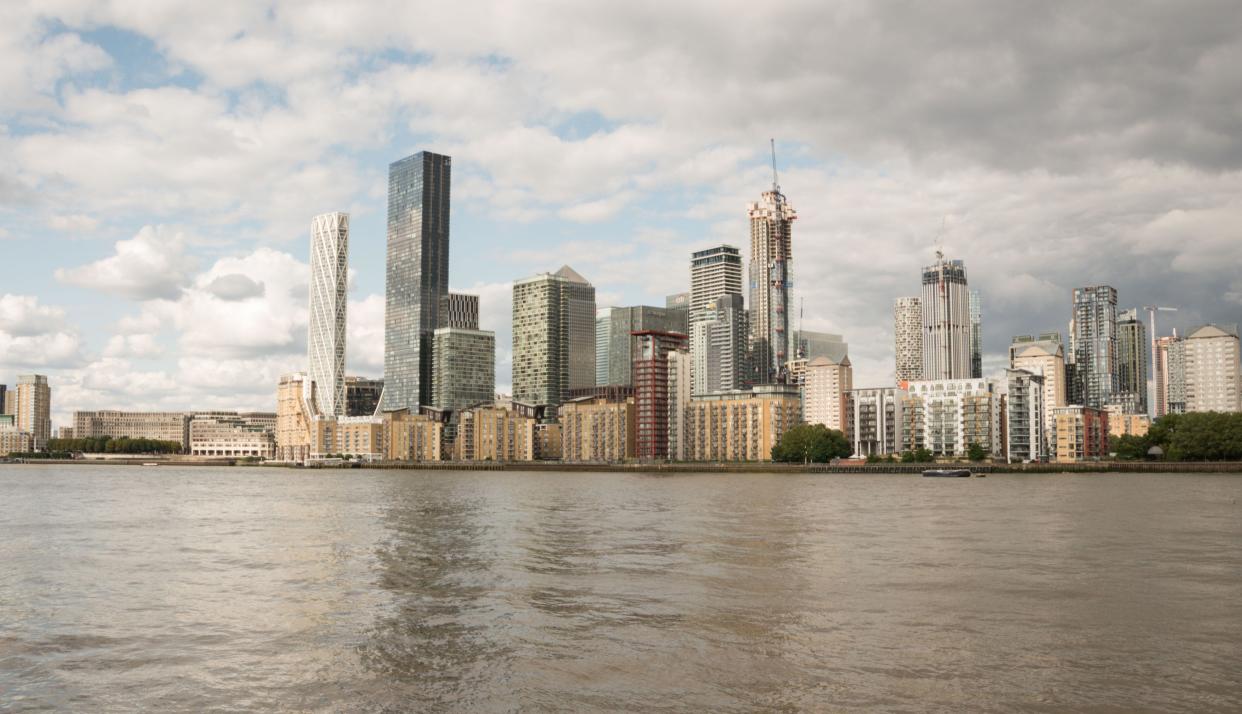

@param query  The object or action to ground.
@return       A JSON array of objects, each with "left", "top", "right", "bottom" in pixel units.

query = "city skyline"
[{"left": 2, "top": 3, "right": 1241, "bottom": 428}]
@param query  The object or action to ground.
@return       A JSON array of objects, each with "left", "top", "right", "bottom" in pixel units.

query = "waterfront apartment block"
[
  {"left": 1105, "top": 405, "right": 1151, "bottom": 437},
  {"left": 686, "top": 385, "right": 801, "bottom": 462},
  {"left": 560, "top": 396, "right": 636, "bottom": 463},
  {"left": 512, "top": 265, "right": 596, "bottom": 407},
  {"left": 1006, "top": 369, "right": 1045, "bottom": 463},
  {"left": 1183, "top": 324, "right": 1241, "bottom": 413},
  {"left": 276, "top": 373, "right": 315, "bottom": 462},
  {"left": 455, "top": 405, "right": 537, "bottom": 461},
  {"left": 15, "top": 374, "right": 51, "bottom": 451},
  {"left": 903, "top": 378, "right": 1003, "bottom": 458},
  {"left": 0, "top": 423, "right": 31, "bottom": 455},
  {"left": 1053, "top": 406, "right": 1110, "bottom": 462},
  {"left": 72, "top": 411, "right": 191, "bottom": 449},
  {"left": 189, "top": 412, "right": 277, "bottom": 458},
  {"left": 845, "top": 387, "right": 906, "bottom": 457},
  {"left": 384, "top": 410, "right": 443, "bottom": 461}
]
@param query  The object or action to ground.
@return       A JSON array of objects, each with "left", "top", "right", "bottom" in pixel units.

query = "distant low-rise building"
[
  {"left": 1053, "top": 406, "right": 1109, "bottom": 463},
  {"left": 72, "top": 411, "right": 191, "bottom": 450},
  {"left": 1, "top": 424, "right": 32, "bottom": 455},
  {"left": 1105, "top": 405, "right": 1150, "bottom": 438},
  {"left": 560, "top": 396, "right": 636, "bottom": 463},
  {"left": 686, "top": 385, "right": 801, "bottom": 462}
]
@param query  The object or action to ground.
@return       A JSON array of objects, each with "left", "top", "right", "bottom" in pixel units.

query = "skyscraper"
[
  {"left": 894, "top": 296, "right": 923, "bottom": 383},
  {"left": 15, "top": 374, "right": 50, "bottom": 451},
  {"left": 432, "top": 327, "right": 496, "bottom": 412},
  {"left": 969, "top": 289, "right": 982, "bottom": 379},
  {"left": 308, "top": 211, "right": 349, "bottom": 416},
  {"left": 383, "top": 151, "right": 451, "bottom": 412},
  {"left": 689, "top": 245, "right": 743, "bottom": 323},
  {"left": 512, "top": 266, "right": 596, "bottom": 407},
  {"left": 748, "top": 178, "right": 796, "bottom": 384},
  {"left": 595, "top": 305, "right": 685, "bottom": 387},
  {"left": 691, "top": 293, "right": 748, "bottom": 395},
  {"left": 1071, "top": 285, "right": 1118, "bottom": 408},
  {"left": 1114, "top": 309, "right": 1148, "bottom": 415},
  {"left": 921, "top": 252, "right": 972, "bottom": 380},
  {"left": 438, "top": 292, "right": 479, "bottom": 330},
  {"left": 1154, "top": 334, "right": 1182, "bottom": 417}
]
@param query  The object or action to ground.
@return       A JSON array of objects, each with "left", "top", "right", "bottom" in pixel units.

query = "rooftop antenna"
[{"left": 770, "top": 138, "right": 781, "bottom": 195}]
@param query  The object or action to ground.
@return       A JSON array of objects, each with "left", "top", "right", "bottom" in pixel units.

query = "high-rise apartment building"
[
  {"left": 438, "top": 292, "right": 479, "bottom": 330},
  {"left": 595, "top": 305, "right": 684, "bottom": 387},
  {"left": 921, "top": 253, "right": 972, "bottom": 380},
  {"left": 1154, "top": 334, "right": 1182, "bottom": 417},
  {"left": 383, "top": 151, "right": 451, "bottom": 412},
  {"left": 1009, "top": 333, "right": 1067, "bottom": 452},
  {"left": 631, "top": 330, "right": 688, "bottom": 460},
  {"left": 0, "top": 385, "right": 7, "bottom": 416},
  {"left": 894, "top": 296, "right": 923, "bottom": 383},
  {"left": 308, "top": 211, "right": 349, "bottom": 416},
  {"left": 511, "top": 265, "right": 596, "bottom": 407},
  {"left": 1006, "top": 369, "right": 1045, "bottom": 463},
  {"left": 748, "top": 185, "right": 797, "bottom": 384},
  {"left": 1183, "top": 324, "right": 1241, "bottom": 413},
  {"left": 1071, "top": 285, "right": 1118, "bottom": 408},
  {"left": 1113, "top": 309, "right": 1148, "bottom": 415},
  {"left": 803, "top": 355, "right": 852, "bottom": 432},
  {"left": 691, "top": 293, "right": 748, "bottom": 395},
  {"left": 969, "top": 289, "right": 983, "bottom": 379},
  {"left": 431, "top": 327, "right": 496, "bottom": 412},
  {"left": 667, "top": 347, "right": 691, "bottom": 462},
  {"left": 689, "top": 245, "right": 743, "bottom": 323},
  {"left": 845, "top": 387, "right": 906, "bottom": 457},
  {"left": 14, "top": 374, "right": 50, "bottom": 451},
  {"left": 1166, "top": 338, "right": 1188, "bottom": 414}
]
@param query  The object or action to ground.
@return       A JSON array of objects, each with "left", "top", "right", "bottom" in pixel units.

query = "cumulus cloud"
[
  {"left": 55, "top": 226, "right": 198, "bottom": 300},
  {"left": 206, "top": 274, "right": 266, "bottom": 301},
  {"left": 47, "top": 214, "right": 100, "bottom": 233},
  {"left": 102, "top": 334, "right": 165, "bottom": 359},
  {"left": 0, "top": 294, "right": 83, "bottom": 369}
]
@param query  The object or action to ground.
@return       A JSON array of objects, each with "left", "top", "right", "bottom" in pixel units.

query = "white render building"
[
  {"left": 903, "top": 378, "right": 1003, "bottom": 458},
  {"left": 845, "top": 387, "right": 906, "bottom": 457},
  {"left": 921, "top": 252, "right": 972, "bottom": 380},
  {"left": 1183, "top": 324, "right": 1241, "bottom": 413},
  {"left": 308, "top": 211, "right": 349, "bottom": 416},
  {"left": 894, "top": 296, "right": 923, "bottom": 383},
  {"left": 1006, "top": 368, "right": 1046, "bottom": 463},
  {"left": 1010, "top": 333, "right": 1067, "bottom": 452}
]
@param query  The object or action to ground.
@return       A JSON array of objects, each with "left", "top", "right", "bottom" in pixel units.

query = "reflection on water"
[{"left": 2, "top": 466, "right": 1241, "bottom": 712}]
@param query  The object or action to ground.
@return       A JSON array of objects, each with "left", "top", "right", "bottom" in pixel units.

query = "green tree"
[
  {"left": 966, "top": 443, "right": 988, "bottom": 462},
  {"left": 771, "top": 424, "right": 853, "bottom": 463},
  {"left": 1112, "top": 433, "right": 1148, "bottom": 460}
]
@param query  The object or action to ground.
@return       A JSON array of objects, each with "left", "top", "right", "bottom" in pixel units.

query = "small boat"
[
  {"left": 922, "top": 468, "right": 971, "bottom": 478},
  {"left": 142, "top": 462, "right": 160, "bottom": 467}
]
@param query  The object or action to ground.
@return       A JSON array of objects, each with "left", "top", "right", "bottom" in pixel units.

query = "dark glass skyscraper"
[
  {"left": 1071, "top": 285, "right": 1118, "bottom": 409},
  {"left": 382, "top": 151, "right": 451, "bottom": 412}
]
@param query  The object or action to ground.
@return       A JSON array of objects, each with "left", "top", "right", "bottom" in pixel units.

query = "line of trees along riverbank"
[
  {"left": 1114, "top": 412, "right": 1242, "bottom": 461},
  {"left": 46, "top": 437, "right": 182, "bottom": 455}
]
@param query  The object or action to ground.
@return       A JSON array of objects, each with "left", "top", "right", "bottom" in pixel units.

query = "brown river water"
[{"left": 1, "top": 465, "right": 1240, "bottom": 712}]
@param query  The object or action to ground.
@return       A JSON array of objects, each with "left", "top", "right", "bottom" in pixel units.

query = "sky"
[{"left": 1, "top": 1, "right": 1240, "bottom": 429}]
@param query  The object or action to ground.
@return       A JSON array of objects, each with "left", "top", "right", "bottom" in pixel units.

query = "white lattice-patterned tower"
[{"left": 309, "top": 212, "right": 349, "bottom": 416}]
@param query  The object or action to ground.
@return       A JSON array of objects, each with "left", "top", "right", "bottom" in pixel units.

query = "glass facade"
[{"left": 383, "top": 151, "right": 451, "bottom": 412}]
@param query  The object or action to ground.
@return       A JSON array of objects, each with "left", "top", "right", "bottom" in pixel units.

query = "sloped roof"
[{"left": 553, "top": 265, "right": 589, "bottom": 284}]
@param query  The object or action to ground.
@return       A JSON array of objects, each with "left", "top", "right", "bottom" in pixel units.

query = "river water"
[{"left": 1, "top": 465, "right": 1240, "bottom": 712}]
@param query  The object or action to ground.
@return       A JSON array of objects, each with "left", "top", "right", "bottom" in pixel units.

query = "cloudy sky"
[{"left": 2, "top": 1, "right": 1240, "bottom": 427}]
